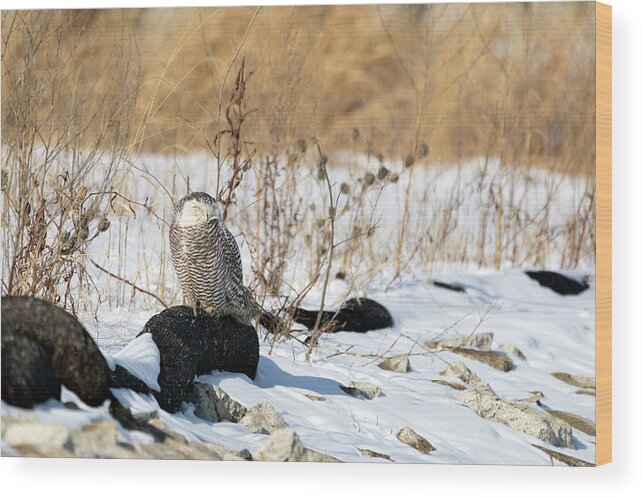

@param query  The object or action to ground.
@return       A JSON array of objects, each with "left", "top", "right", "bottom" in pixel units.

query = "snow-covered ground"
[
  {"left": 2, "top": 268, "right": 596, "bottom": 464},
  {"left": 1, "top": 152, "right": 596, "bottom": 464}
]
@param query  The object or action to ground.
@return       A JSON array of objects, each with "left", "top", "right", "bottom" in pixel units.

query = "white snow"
[
  {"left": 111, "top": 333, "right": 161, "bottom": 392},
  {"left": 1, "top": 152, "right": 596, "bottom": 465}
]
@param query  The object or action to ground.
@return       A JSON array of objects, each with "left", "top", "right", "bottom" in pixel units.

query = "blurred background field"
[
  {"left": 1, "top": 3, "right": 595, "bottom": 171},
  {"left": 1, "top": 3, "right": 597, "bottom": 309}
]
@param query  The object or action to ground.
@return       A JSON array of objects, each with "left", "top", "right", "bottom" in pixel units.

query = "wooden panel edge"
[{"left": 595, "top": 0, "right": 612, "bottom": 467}]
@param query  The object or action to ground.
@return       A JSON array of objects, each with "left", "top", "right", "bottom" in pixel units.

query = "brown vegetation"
[{"left": 2, "top": 4, "right": 596, "bottom": 172}]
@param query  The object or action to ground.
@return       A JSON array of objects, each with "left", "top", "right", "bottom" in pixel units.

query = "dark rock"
[
  {"left": 289, "top": 297, "right": 393, "bottom": 333},
  {"left": 1, "top": 296, "right": 111, "bottom": 407},
  {"left": 1, "top": 332, "right": 61, "bottom": 408},
  {"left": 525, "top": 271, "right": 589, "bottom": 295},
  {"left": 138, "top": 306, "right": 259, "bottom": 412},
  {"left": 431, "top": 280, "right": 466, "bottom": 293}
]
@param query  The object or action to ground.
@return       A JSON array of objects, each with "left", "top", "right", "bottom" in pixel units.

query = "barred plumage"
[{"left": 169, "top": 192, "right": 261, "bottom": 324}]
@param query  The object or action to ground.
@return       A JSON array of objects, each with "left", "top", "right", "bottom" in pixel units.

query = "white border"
[{"left": 1, "top": 1, "right": 640, "bottom": 497}]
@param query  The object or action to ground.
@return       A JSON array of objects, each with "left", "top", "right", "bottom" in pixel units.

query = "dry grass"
[
  {"left": 1, "top": 5, "right": 597, "bottom": 317},
  {"left": 2, "top": 4, "right": 596, "bottom": 172}
]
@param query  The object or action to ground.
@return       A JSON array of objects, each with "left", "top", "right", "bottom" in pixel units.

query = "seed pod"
[
  {"left": 320, "top": 154, "right": 328, "bottom": 166},
  {"left": 377, "top": 166, "right": 390, "bottom": 180},
  {"left": 376, "top": 152, "right": 384, "bottom": 164},
  {"left": 340, "top": 182, "right": 351, "bottom": 195},
  {"left": 351, "top": 127, "right": 360, "bottom": 143},
  {"left": 76, "top": 186, "right": 88, "bottom": 202},
  {"left": 98, "top": 216, "right": 110, "bottom": 232},
  {"left": 404, "top": 154, "right": 415, "bottom": 168},
  {"left": 418, "top": 142, "right": 429, "bottom": 158},
  {"left": 77, "top": 226, "right": 89, "bottom": 242},
  {"left": 364, "top": 172, "right": 376, "bottom": 186},
  {"left": 61, "top": 238, "right": 76, "bottom": 255},
  {"left": 317, "top": 165, "right": 326, "bottom": 181},
  {"left": 1, "top": 170, "right": 8, "bottom": 192},
  {"left": 297, "top": 138, "right": 308, "bottom": 153},
  {"left": 84, "top": 207, "right": 96, "bottom": 223},
  {"left": 390, "top": 173, "right": 400, "bottom": 184}
]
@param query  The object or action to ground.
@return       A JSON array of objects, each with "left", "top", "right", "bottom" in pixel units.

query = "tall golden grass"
[{"left": 2, "top": 4, "right": 596, "bottom": 173}]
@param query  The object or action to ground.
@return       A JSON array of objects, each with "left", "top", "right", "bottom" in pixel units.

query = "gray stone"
[
  {"left": 431, "top": 379, "right": 467, "bottom": 390},
  {"left": 2, "top": 419, "right": 73, "bottom": 454},
  {"left": 254, "top": 428, "right": 340, "bottom": 462},
  {"left": 449, "top": 348, "right": 514, "bottom": 372},
  {"left": 396, "top": 426, "right": 435, "bottom": 454},
  {"left": 440, "top": 361, "right": 485, "bottom": 386},
  {"left": 454, "top": 383, "right": 574, "bottom": 449},
  {"left": 359, "top": 448, "right": 393, "bottom": 461},
  {"left": 254, "top": 428, "right": 306, "bottom": 461},
  {"left": 442, "top": 362, "right": 574, "bottom": 448},
  {"left": 70, "top": 419, "right": 136, "bottom": 458},
  {"left": 340, "top": 381, "right": 382, "bottom": 400},
  {"left": 188, "top": 383, "right": 248, "bottom": 423},
  {"left": 239, "top": 402, "right": 287, "bottom": 435},
  {"left": 427, "top": 332, "right": 494, "bottom": 351},
  {"left": 378, "top": 355, "right": 411, "bottom": 373},
  {"left": 551, "top": 372, "right": 595, "bottom": 389},
  {"left": 531, "top": 444, "right": 594, "bottom": 467},
  {"left": 546, "top": 410, "right": 596, "bottom": 436},
  {"left": 499, "top": 343, "right": 527, "bottom": 360},
  {"left": 212, "top": 386, "right": 247, "bottom": 423},
  {"left": 188, "top": 382, "right": 220, "bottom": 422}
]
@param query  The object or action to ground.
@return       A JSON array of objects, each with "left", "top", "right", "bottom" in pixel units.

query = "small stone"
[
  {"left": 427, "top": 332, "right": 494, "bottom": 351},
  {"left": 359, "top": 448, "right": 393, "bottom": 461},
  {"left": 396, "top": 426, "right": 436, "bottom": 454},
  {"left": 454, "top": 383, "right": 574, "bottom": 449},
  {"left": 305, "top": 394, "right": 326, "bottom": 401},
  {"left": 254, "top": 428, "right": 340, "bottom": 462},
  {"left": 449, "top": 348, "right": 514, "bottom": 372},
  {"left": 551, "top": 372, "right": 595, "bottom": 389},
  {"left": 188, "top": 383, "right": 247, "bottom": 423},
  {"left": 439, "top": 361, "right": 485, "bottom": 386},
  {"left": 2, "top": 420, "right": 73, "bottom": 454},
  {"left": 547, "top": 410, "right": 596, "bottom": 436},
  {"left": 377, "top": 354, "right": 411, "bottom": 373},
  {"left": 212, "top": 386, "right": 247, "bottom": 423},
  {"left": 340, "top": 381, "right": 382, "bottom": 400},
  {"left": 531, "top": 444, "right": 594, "bottom": 467},
  {"left": 188, "top": 383, "right": 220, "bottom": 423},
  {"left": 431, "top": 379, "right": 467, "bottom": 390},
  {"left": 239, "top": 402, "right": 287, "bottom": 435},
  {"left": 499, "top": 343, "right": 527, "bottom": 360}
]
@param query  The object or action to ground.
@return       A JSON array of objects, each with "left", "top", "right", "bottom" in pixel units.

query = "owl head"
[{"left": 174, "top": 192, "right": 222, "bottom": 227}]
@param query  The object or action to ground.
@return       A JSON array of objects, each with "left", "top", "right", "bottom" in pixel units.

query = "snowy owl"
[{"left": 169, "top": 192, "right": 262, "bottom": 324}]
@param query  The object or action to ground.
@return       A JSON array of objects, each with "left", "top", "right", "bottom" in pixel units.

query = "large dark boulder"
[
  {"left": 135, "top": 306, "right": 259, "bottom": 412},
  {"left": 289, "top": 297, "right": 394, "bottom": 333},
  {"left": 525, "top": 271, "right": 590, "bottom": 296},
  {"left": 2, "top": 332, "right": 61, "bottom": 408},
  {"left": 1, "top": 298, "right": 260, "bottom": 413},
  {"left": 1, "top": 296, "right": 111, "bottom": 407}
]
